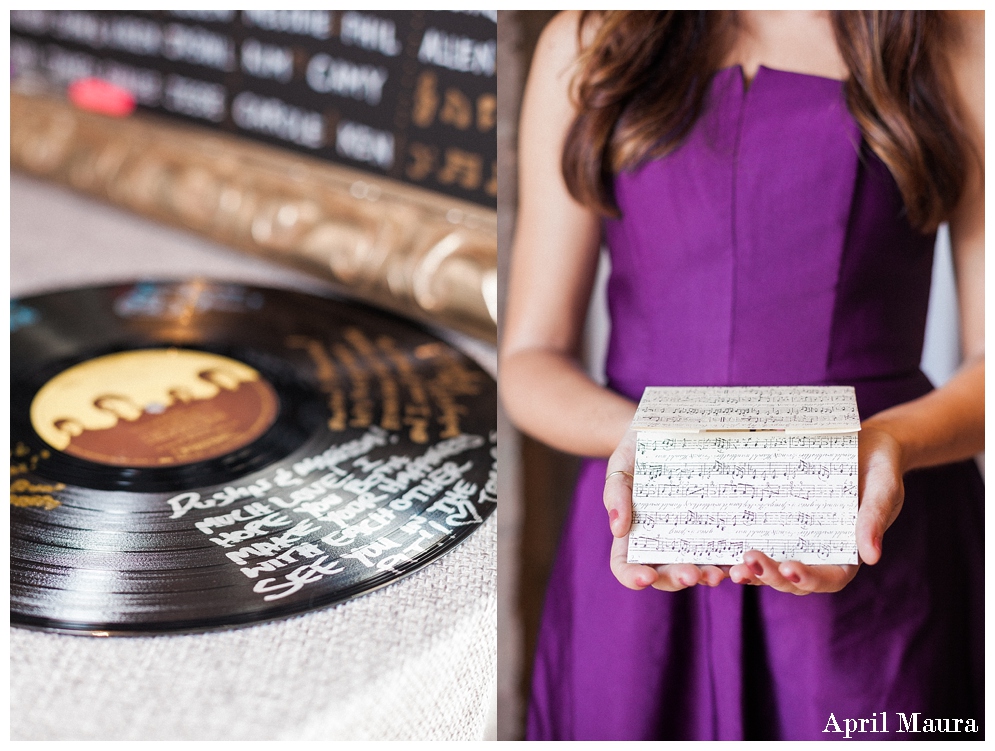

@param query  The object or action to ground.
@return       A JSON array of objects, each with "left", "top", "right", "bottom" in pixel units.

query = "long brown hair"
[{"left": 562, "top": 11, "right": 967, "bottom": 231}]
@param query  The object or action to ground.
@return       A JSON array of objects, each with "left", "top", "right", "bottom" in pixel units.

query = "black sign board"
[{"left": 11, "top": 10, "right": 497, "bottom": 209}]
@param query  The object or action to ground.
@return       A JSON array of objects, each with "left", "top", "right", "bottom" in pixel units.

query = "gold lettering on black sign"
[
  {"left": 408, "top": 143, "right": 495, "bottom": 196},
  {"left": 439, "top": 87, "right": 473, "bottom": 130},
  {"left": 412, "top": 71, "right": 439, "bottom": 128},
  {"left": 485, "top": 159, "right": 497, "bottom": 197},
  {"left": 406, "top": 142, "right": 438, "bottom": 181},
  {"left": 437, "top": 148, "right": 482, "bottom": 190},
  {"left": 412, "top": 70, "right": 495, "bottom": 133},
  {"left": 476, "top": 93, "right": 496, "bottom": 132}
]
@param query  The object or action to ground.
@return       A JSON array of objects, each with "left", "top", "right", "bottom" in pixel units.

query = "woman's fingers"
[
  {"left": 729, "top": 426, "right": 908, "bottom": 591},
  {"left": 603, "top": 428, "right": 638, "bottom": 537},
  {"left": 650, "top": 563, "right": 700, "bottom": 591},
  {"left": 741, "top": 552, "right": 797, "bottom": 591},
  {"left": 609, "top": 534, "right": 659, "bottom": 589},
  {"left": 603, "top": 469, "right": 633, "bottom": 537},
  {"left": 734, "top": 551, "right": 858, "bottom": 594},
  {"left": 855, "top": 459, "right": 903, "bottom": 566},
  {"left": 698, "top": 565, "right": 727, "bottom": 587},
  {"left": 855, "top": 425, "right": 905, "bottom": 565},
  {"left": 777, "top": 559, "right": 858, "bottom": 593},
  {"left": 728, "top": 562, "right": 760, "bottom": 585},
  {"left": 610, "top": 536, "right": 729, "bottom": 591}
]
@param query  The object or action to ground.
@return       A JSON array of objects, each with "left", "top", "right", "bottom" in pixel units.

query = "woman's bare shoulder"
[
  {"left": 943, "top": 11, "right": 983, "bottom": 152},
  {"left": 945, "top": 10, "right": 983, "bottom": 33},
  {"left": 533, "top": 11, "right": 602, "bottom": 69},
  {"left": 944, "top": 11, "right": 983, "bottom": 70}
]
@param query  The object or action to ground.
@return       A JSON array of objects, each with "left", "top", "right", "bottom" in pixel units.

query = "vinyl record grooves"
[{"left": 10, "top": 281, "right": 497, "bottom": 635}]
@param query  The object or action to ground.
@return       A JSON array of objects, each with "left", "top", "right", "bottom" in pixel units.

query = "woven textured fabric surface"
[
  {"left": 10, "top": 173, "right": 497, "bottom": 741},
  {"left": 10, "top": 517, "right": 496, "bottom": 740}
]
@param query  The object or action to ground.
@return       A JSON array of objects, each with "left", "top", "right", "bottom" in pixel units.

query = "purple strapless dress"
[{"left": 527, "top": 66, "right": 984, "bottom": 740}]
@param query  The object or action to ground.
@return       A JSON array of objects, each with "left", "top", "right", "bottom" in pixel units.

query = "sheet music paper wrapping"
[{"left": 627, "top": 386, "right": 860, "bottom": 566}]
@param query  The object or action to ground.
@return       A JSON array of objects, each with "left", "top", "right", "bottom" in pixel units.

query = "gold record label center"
[{"left": 30, "top": 349, "right": 280, "bottom": 467}]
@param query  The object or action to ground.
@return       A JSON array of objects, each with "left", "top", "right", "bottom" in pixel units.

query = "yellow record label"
[{"left": 30, "top": 349, "right": 279, "bottom": 467}]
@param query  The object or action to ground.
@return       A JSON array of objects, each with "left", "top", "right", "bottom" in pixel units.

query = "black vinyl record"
[{"left": 10, "top": 281, "right": 497, "bottom": 635}]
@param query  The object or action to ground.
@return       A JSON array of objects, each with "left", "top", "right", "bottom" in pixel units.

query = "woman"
[{"left": 500, "top": 11, "right": 983, "bottom": 740}]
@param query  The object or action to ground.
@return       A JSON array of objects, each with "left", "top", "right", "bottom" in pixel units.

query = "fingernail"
[
  {"left": 678, "top": 575, "right": 692, "bottom": 587},
  {"left": 608, "top": 509, "right": 619, "bottom": 533},
  {"left": 748, "top": 561, "right": 763, "bottom": 576},
  {"left": 785, "top": 571, "right": 801, "bottom": 584},
  {"left": 874, "top": 536, "right": 883, "bottom": 557}
]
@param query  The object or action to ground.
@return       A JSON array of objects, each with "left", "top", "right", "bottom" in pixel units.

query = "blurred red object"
[{"left": 67, "top": 77, "right": 136, "bottom": 117}]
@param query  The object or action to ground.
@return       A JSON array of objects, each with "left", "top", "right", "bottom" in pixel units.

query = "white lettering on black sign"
[
  {"left": 164, "top": 23, "right": 235, "bottom": 72},
  {"left": 11, "top": 38, "right": 41, "bottom": 73},
  {"left": 170, "top": 10, "right": 236, "bottom": 23},
  {"left": 453, "top": 10, "right": 497, "bottom": 23},
  {"left": 417, "top": 28, "right": 495, "bottom": 77},
  {"left": 99, "top": 60, "right": 163, "bottom": 105},
  {"left": 104, "top": 15, "right": 163, "bottom": 56},
  {"left": 52, "top": 11, "right": 102, "bottom": 47},
  {"left": 11, "top": 10, "right": 50, "bottom": 35},
  {"left": 306, "top": 53, "right": 388, "bottom": 106},
  {"left": 339, "top": 12, "right": 402, "bottom": 57},
  {"left": 335, "top": 121, "right": 395, "bottom": 169},
  {"left": 44, "top": 44, "right": 95, "bottom": 84},
  {"left": 242, "top": 10, "right": 331, "bottom": 40},
  {"left": 241, "top": 38, "right": 294, "bottom": 83},
  {"left": 232, "top": 91, "right": 325, "bottom": 148},
  {"left": 164, "top": 74, "right": 226, "bottom": 122}
]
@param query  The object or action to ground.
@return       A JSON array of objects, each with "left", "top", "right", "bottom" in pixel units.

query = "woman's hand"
[
  {"left": 605, "top": 421, "right": 909, "bottom": 595},
  {"left": 728, "top": 421, "right": 906, "bottom": 594},
  {"left": 604, "top": 429, "right": 729, "bottom": 591}
]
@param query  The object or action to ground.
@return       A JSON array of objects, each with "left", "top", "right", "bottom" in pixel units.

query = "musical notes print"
[
  {"left": 627, "top": 387, "right": 859, "bottom": 566},
  {"left": 631, "top": 385, "right": 861, "bottom": 433}
]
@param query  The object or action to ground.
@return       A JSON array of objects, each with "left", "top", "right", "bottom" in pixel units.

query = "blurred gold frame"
[{"left": 11, "top": 90, "right": 498, "bottom": 343}]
